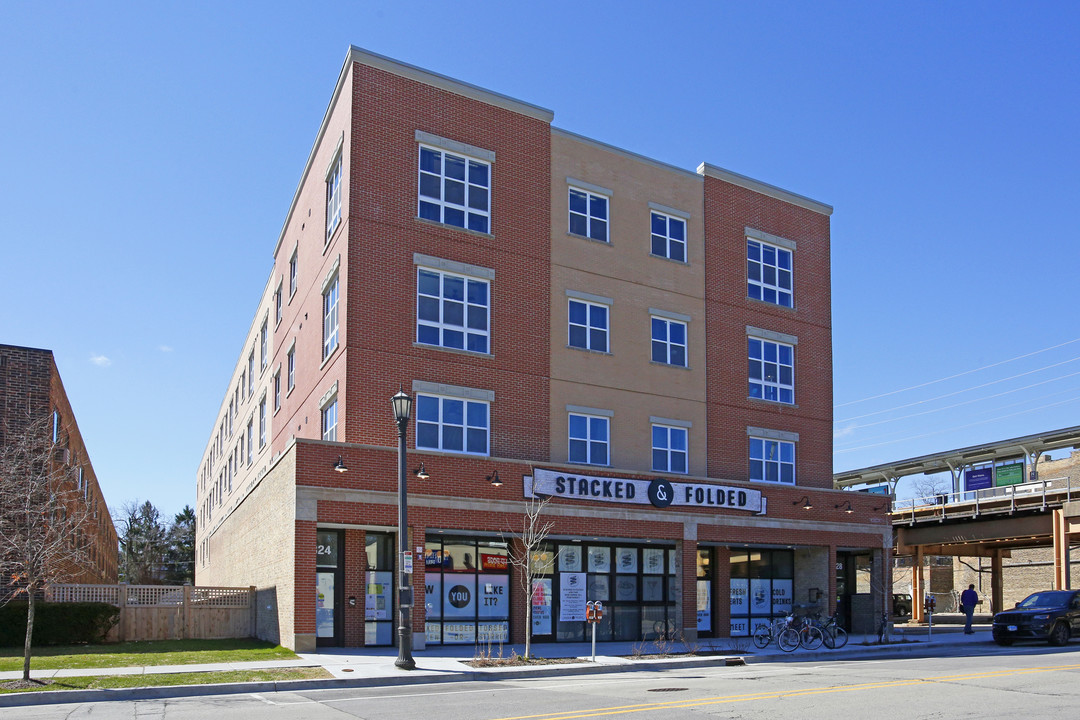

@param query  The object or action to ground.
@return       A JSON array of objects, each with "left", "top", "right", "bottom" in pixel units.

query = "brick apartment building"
[
  {"left": 196, "top": 46, "right": 890, "bottom": 651},
  {"left": 0, "top": 344, "right": 118, "bottom": 585}
]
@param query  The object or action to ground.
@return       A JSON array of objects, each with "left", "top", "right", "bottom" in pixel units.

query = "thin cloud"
[
  {"left": 159, "top": 345, "right": 173, "bottom": 353},
  {"left": 89, "top": 353, "right": 112, "bottom": 367}
]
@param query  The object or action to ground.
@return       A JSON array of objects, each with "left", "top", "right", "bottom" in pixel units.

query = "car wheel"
[{"left": 1049, "top": 622, "right": 1070, "bottom": 646}]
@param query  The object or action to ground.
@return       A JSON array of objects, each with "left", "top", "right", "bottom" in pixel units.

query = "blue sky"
[{"left": 2, "top": 1, "right": 1078, "bottom": 517}]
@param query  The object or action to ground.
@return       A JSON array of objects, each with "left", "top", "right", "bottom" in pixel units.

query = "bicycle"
[
  {"left": 752, "top": 616, "right": 791, "bottom": 649},
  {"left": 777, "top": 613, "right": 823, "bottom": 652},
  {"left": 818, "top": 611, "right": 848, "bottom": 649}
]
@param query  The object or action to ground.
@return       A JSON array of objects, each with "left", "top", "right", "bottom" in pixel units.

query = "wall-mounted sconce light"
[
  {"left": 487, "top": 469, "right": 502, "bottom": 487},
  {"left": 415, "top": 462, "right": 429, "bottom": 480},
  {"left": 793, "top": 496, "right": 812, "bottom": 510},
  {"left": 333, "top": 456, "right": 348, "bottom": 473},
  {"left": 835, "top": 500, "right": 854, "bottom": 514},
  {"left": 873, "top": 501, "right": 890, "bottom": 512}
]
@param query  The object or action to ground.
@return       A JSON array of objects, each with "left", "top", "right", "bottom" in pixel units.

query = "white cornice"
[{"left": 697, "top": 163, "right": 833, "bottom": 216}]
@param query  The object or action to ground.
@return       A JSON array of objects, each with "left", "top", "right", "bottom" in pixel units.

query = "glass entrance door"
[{"left": 316, "top": 529, "right": 343, "bottom": 646}]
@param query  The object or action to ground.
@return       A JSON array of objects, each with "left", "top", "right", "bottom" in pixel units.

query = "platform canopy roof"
[{"left": 833, "top": 424, "right": 1080, "bottom": 489}]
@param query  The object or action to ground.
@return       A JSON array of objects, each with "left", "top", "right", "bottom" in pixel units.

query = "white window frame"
[
  {"left": 747, "top": 235, "right": 794, "bottom": 308},
  {"left": 245, "top": 419, "right": 253, "bottom": 465},
  {"left": 414, "top": 393, "right": 490, "bottom": 455},
  {"left": 650, "top": 211, "right": 686, "bottom": 262},
  {"left": 258, "top": 397, "right": 267, "bottom": 449},
  {"left": 650, "top": 314, "right": 687, "bottom": 367},
  {"left": 567, "top": 411, "right": 610, "bottom": 466},
  {"left": 417, "top": 144, "right": 491, "bottom": 233},
  {"left": 321, "top": 397, "right": 338, "bottom": 442},
  {"left": 288, "top": 249, "right": 298, "bottom": 298},
  {"left": 326, "top": 153, "right": 342, "bottom": 243},
  {"left": 651, "top": 423, "right": 688, "bottom": 474},
  {"left": 286, "top": 345, "right": 295, "bottom": 393},
  {"left": 247, "top": 351, "right": 255, "bottom": 397},
  {"left": 260, "top": 319, "right": 268, "bottom": 372},
  {"left": 274, "top": 282, "right": 283, "bottom": 325},
  {"left": 568, "top": 186, "right": 609, "bottom": 242},
  {"left": 272, "top": 369, "right": 281, "bottom": 413},
  {"left": 323, "top": 274, "right": 339, "bottom": 360},
  {"left": 749, "top": 436, "right": 796, "bottom": 484},
  {"left": 748, "top": 335, "right": 795, "bottom": 405},
  {"left": 416, "top": 266, "right": 491, "bottom": 354},
  {"left": 567, "top": 296, "right": 609, "bottom": 353}
]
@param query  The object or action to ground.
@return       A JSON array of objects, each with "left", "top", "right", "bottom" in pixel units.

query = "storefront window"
[
  {"left": 424, "top": 537, "right": 510, "bottom": 645},
  {"left": 728, "top": 548, "right": 794, "bottom": 636},
  {"left": 365, "top": 533, "right": 394, "bottom": 645},
  {"left": 697, "top": 548, "right": 714, "bottom": 636}
]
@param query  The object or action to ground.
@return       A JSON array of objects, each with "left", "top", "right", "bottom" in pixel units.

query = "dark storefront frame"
[{"left": 424, "top": 536, "right": 511, "bottom": 645}]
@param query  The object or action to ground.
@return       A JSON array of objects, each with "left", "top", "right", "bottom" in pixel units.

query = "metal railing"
[{"left": 890, "top": 476, "right": 1074, "bottom": 523}]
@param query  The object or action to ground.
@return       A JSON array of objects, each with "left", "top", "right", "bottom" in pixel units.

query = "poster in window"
[
  {"left": 643, "top": 575, "right": 664, "bottom": 601},
  {"left": 443, "top": 622, "right": 476, "bottom": 644},
  {"left": 478, "top": 574, "right": 509, "bottom": 619},
  {"left": 478, "top": 621, "right": 508, "bottom": 643},
  {"left": 643, "top": 547, "right": 665, "bottom": 574},
  {"left": 424, "top": 574, "right": 442, "bottom": 619},
  {"left": 729, "top": 578, "right": 748, "bottom": 615},
  {"left": 696, "top": 580, "right": 711, "bottom": 632},
  {"left": 750, "top": 578, "right": 771, "bottom": 615},
  {"left": 559, "top": 572, "right": 587, "bottom": 621},
  {"left": 588, "top": 546, "right": 611, "bottom": 572},
  {"left": 316, "top": 573, "right": 335, "bottom": 638},
  {"left": 532, "top": 578, "right": 552, "bottom": 635},
  {"left": 730, "top": 616, "right": 749, "bottom": 636},
  {"left": 615, "top": 575, "right": 638, "bottom": 601},
  {"left": 771, "top": 579, "right": 793, "bottom": 615},
  {"left": 587, "top": 574, "right": 610, "bottom": 601},
  {"left": 443, "top": 576, "right": 476, "bottom": 618},
  {"left": 749, "top": 616, "right": 772, "bottom": 636},
  {"left": 616, "top": 547, "right": 638, "bottom": 573},
  {"left": 365, "top": 571, "right": 393, "bottom": 620},
  {"left": 559, "top": 545, "right": 583, "bottom": 572}
]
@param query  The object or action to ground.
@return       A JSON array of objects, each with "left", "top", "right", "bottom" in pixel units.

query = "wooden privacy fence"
[{"left": 46, "top": 584, "right": 256, "bottom": 642}]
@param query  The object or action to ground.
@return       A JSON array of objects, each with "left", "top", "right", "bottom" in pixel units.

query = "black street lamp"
[{"left": 391, "top": 389, "right": 416, "bottom": 670}]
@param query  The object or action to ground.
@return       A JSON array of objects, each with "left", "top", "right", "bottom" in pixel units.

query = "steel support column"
[{"left": 912, "top": 546, "right": 925, "bottom": 624}]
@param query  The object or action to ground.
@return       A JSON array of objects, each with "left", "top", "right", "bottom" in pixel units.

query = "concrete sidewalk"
[{"left": 0, "top": 623, "right": 995, "bottom": 707}]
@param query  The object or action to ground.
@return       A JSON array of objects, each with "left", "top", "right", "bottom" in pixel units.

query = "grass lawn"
[
  {"left": 0, "top": 638, "right": 299, "bottom": 672},
  {"left": 0, "top": 667, "right": 331, "bottom": 694}
]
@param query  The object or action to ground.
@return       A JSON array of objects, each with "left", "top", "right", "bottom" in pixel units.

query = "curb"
[{"left": 0, "top": 637, "right": 982, "bottom": 708}]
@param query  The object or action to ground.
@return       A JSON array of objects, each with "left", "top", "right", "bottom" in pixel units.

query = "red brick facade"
[
  {"left": 196, "top": 47, "right": 888, "bottom": 651},
  {"left": 1, "top": 344, "right": 119, "bottom": 585}
]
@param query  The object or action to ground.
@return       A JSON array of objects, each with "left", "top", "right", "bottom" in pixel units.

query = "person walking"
[{"left": 960, "top": 584, "right": 979, "bottom": 634}]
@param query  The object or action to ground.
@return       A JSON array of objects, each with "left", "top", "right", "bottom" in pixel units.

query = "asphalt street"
[{"left": 6, "top": 642, "right": 1080, "bottom": 719}]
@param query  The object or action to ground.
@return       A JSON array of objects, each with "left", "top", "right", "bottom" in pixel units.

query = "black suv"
[
  {"left": 893, "top": 593, "right": 912, "bottom": 617},
  {"left": 992, "top": 590, "right": 1080, "bottom": 646}
]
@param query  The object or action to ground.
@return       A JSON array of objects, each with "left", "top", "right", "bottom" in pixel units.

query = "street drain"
[{"left": 647, "top": 688, "right": 688, "bottom": 693}]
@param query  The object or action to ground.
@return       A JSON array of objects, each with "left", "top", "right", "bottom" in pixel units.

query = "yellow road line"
[{"left": 487, "top": 662, "right": 1080, "bottom": 720}]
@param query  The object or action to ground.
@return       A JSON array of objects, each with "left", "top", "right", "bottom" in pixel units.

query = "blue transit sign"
[{"left": 965, "top": 467, "right": 993, "bottom": 491}]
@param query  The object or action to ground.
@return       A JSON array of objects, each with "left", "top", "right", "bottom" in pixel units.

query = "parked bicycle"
[
  {"left": 777, "top": 613, "right": 823, "bottom": 652},
  {"left": 752, "top": 615, "right": 792, "bottom": 649},
  {"left": 816, "top": 611, "right": 848, "bottom": 649}
]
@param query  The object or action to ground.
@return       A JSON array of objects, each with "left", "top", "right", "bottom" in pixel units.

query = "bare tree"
[
  {"left": 0, "top": 414, "right": 92, "bottom": 683},
  {"left": 910, "top": 473, "right": 950, "bottom": 502},
  {"left": 505, "top": 494, "right": 558, "bottom": 660}
]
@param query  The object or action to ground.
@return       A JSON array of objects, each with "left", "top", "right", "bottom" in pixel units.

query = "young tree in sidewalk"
[
  {"left": 506, "top": 494, "right": 558, "bottom": 660},
  {"left": 0, "top": 414, "right": 93, "bottom": 683}
]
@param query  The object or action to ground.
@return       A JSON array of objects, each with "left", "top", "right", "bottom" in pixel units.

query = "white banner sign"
[
  {"left": 528, "top": 469, "right": 766, "bottom": 514},
  {"left": 559, "top": 572, "right": 587, "bottom": 622}
]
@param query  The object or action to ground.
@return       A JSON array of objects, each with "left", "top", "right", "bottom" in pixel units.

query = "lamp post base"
[{"left": 394, "top": 656, "right": 416, "bottom": 670}]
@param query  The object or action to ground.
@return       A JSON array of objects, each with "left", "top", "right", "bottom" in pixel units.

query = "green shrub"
[{"left": 0, "top": 601, "right": 119, "bottom": 646}]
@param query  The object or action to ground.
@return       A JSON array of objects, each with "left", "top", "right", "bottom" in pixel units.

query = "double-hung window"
[
  {"left": 260, "top": 320, "right": 268, "bottom": 371},
  {"left": 416, "top": 267, "right": 490, "bottom": 354},
  {"left": 568, "top": 412, "right": 609, "bottom": 465},
  {"left": 321, "top": 398, "right": 337, "bottom": 442},
  {"left": 748, "top": 337, "right": 794, "bottom": 404},
  {"left": 246, "top": 420, "right": 253, "bottom": 465},
  {"left": 326, "top": 155, "right": 342, "bottom": 242},
  {"left": 287, "top": 346, "right": 295, "bottom": 391},
  {"left": 247, "top": 352, "right": 254, "bottom": 396},
  {"left": 258, "top": 398, "right": 266, "bottom": 448},
  {"left": 415, "top": 394, "right": 489, "bottom": 455},
  {"left": 568, "top": 187, "right": 608, "bottom": 242},
  {"left": 323, "top": 275, "right": 339, "bottom": 359},
  {"left": 747, "top": 236, "right": 793, "bottom": 308},
  {"left": 274, "top": 284, "right": 282, "bottom": 325},
  {"left": 651, "top": 211, "right": 686, "bottom": 262},
  {"left": 288, "top": 251, "right": 298, "bottom": 297},
  {"left": 652, "top": 424, "right": 688, "bottom": 474},
  {"left": 418, "top": 146, "right": 490, "bottom": 233},
  {"left": 750, "top": 437, "right": 795, "bottom": 484},
  {"left": 568, "top": 298, "right": 608, "bottom": 352},
  {"left": 651, "top": 316, "right": 687, "bottom": 367},
  {"left": 272, "top": 371, "right": 281, "bottom": 413}
]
